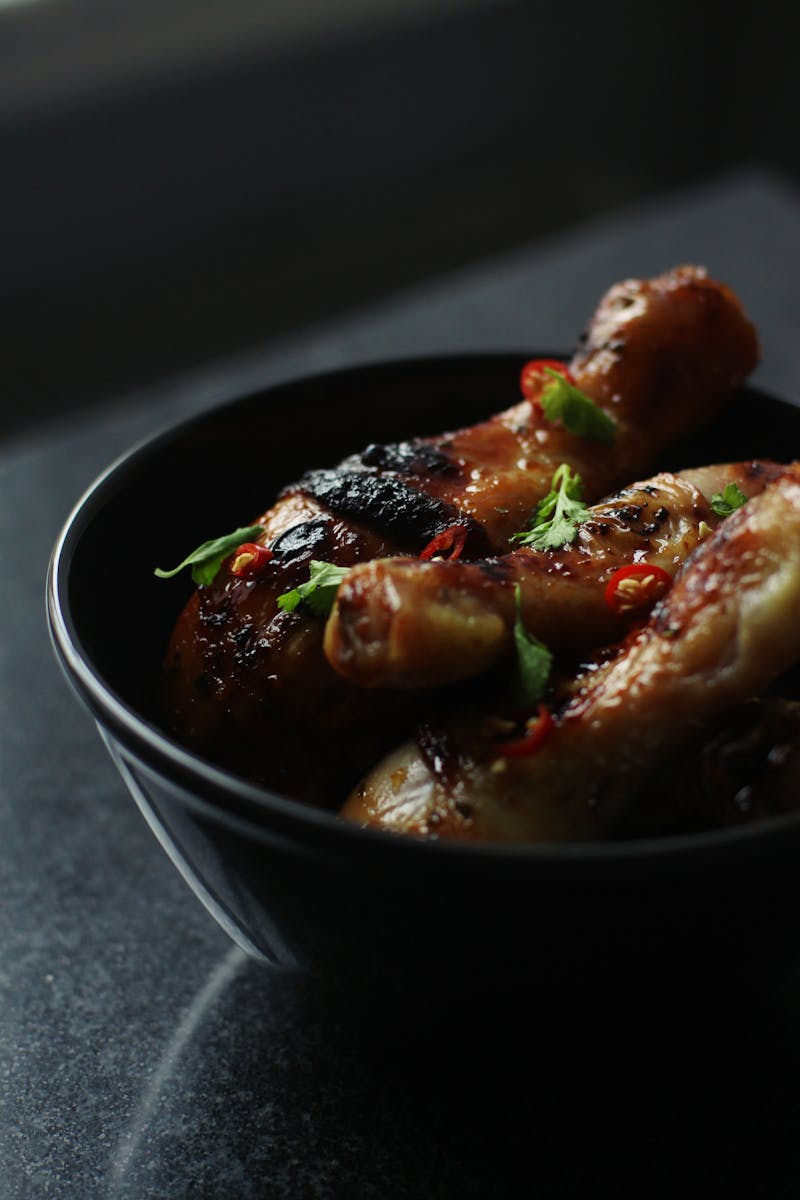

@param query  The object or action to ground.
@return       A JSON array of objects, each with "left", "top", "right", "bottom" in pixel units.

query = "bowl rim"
[{"left": 46, "top": 351, "right": 800, "bottom": 876}]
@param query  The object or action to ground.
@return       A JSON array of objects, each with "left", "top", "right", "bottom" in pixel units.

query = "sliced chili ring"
[
  {"left": 498, "top": 704, "right": 555, "bottom": 758},
  {"left": 604, "top": 562, "right": 672, "bottom": 615},
  {"left": 520, "top": 358, "right": 575, "bottom": 399},
  {"left": 420, "top": 524, "right": 469, "bottom": 562},
  {"left": 230, "top": 542, "right": 274, "bottom": 578}
]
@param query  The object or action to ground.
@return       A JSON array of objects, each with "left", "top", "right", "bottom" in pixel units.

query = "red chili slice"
[
  {"left": 230, "top": 543, "right": 274, "bottom": 578},
  {"left": 499, "top": 704, "right": 555, "bottom": 758},
  {"left": 520, "top": 358, "right": 575, "bottom": 399},
  {"left": 604, "top": 563, "right": 672, "bottom": 615},
  {"left": 420, "top": 524, "right": 469, "bottom": 561}
]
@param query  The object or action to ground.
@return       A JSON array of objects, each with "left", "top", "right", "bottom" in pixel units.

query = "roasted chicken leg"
[{"left": 343, "top": 467, "right": 800, "bottom": 841}]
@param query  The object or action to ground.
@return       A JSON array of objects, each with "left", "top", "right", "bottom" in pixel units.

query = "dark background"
[{"left": 1, "top": 0, "right": 797, "bottom": 442}]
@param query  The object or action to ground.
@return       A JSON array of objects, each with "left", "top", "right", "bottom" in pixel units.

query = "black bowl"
[{"left": 47, "top": 355, "right": 800, "bottom": 1025}]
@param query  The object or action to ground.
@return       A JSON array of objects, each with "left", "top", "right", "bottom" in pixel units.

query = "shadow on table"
[{"left": 108, "top": 946, "right": 800, "bottom": 1198}]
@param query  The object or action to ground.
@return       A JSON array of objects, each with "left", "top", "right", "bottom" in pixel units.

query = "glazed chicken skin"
[
  {"left": 342, "top": 466, "right": 800, "bottom": 841},
  {"left": 325, "top": 461, "right": 780, "bottom": 688},
  {"left": 161, "top": 266, "right": 758, "bottom": 804}
]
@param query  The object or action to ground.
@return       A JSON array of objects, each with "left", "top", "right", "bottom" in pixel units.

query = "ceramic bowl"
[{"left": 47, "top": 356, "right": 800, "bottom": 1023}]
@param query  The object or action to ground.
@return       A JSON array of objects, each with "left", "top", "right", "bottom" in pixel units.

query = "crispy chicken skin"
[
  {"left": 325, "top": 461, "right": 781, "bottom": 688},
  {"left": 343, "top": 467, "right": 800, "bottom": 842},
  {"left": 161, "top": 266, "right": 758, "bottom": 804}
]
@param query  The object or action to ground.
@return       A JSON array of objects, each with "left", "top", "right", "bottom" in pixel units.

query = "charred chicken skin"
[
  {"left": 161, "top": 266, "right": 758, "bottom": 806},
  {"left": 343, "top": 467, "right": 800, "bottom": 841}
]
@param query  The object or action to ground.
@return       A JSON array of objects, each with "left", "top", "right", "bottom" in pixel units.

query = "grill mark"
[
  {"left": 416, "top": 721, "right": 463, "bottom": 792},
  {"left": 616, "top": 504, "right": 644, "bottom": 524},
  {"left": 270, "top": 518, "right": 332, "bottom": 560},
  {"left": 288, "top": 468, "right": 491, "bottom": 554},
  {"left": 358, "top": 439, "right": 457, "bottom": 476}
]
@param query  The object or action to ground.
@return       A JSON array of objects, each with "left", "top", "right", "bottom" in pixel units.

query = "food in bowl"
[
  {"left": 346, "top": 470, "right": 800, "bottom": 839},
  {"left": 156, "top": 265, "right": 800, "bottom": 843}
]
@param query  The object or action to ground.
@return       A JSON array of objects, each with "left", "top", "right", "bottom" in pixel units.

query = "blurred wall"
[{"left": 0, "top": 0, "right": 797, "bottom": 439}]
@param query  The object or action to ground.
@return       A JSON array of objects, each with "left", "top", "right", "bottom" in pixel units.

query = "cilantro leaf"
[
  {"left": 278, "top": 560, "right": 351, "bottom": 618},
  {"left": 511, "top": 463, "right": 591, "bottom": 551},
  {"left": 512, "top": 583, "right": 553, "bottom": 707},
  {"left": 540, "top": 368, "right": 617, "bottom": 445},
  {"left": 154, "top": 524, "right": 264, "bottom": 586},
  {"left": 710, "top": 482, "right": 748, "bottom": 518}
]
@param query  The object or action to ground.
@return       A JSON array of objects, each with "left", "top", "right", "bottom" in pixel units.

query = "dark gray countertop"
[{"left": 3, "top": 170, "right": 800, "bottom": 1198}]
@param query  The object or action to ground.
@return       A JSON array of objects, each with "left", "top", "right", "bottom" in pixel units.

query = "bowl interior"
[{"left": 58, "top": 355, "right": 800, "bottom": 827}]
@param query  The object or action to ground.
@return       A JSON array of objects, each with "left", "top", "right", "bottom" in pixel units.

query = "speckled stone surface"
[{"left": 3, "top": 171, "right": 800, "bottom": 1198}]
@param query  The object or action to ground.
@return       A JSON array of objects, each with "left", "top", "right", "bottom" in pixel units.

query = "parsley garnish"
[
  {"left": 512, "top": 583, "right": 553, "bottom": 707},
  {"left": 278, "top": 560, "right": 351, "bottom": 617},
  {"left": 710, "top": 482, "right": 748, "bottom": 517},
  {"left": 511, "top": 463, "right": 591, "bottom": 551},
  {"left": 540, "top": 368, "right": 617, "bottom": 445},
  {"left": 154, "top": 524, "right": 264, "bottom": 586}
]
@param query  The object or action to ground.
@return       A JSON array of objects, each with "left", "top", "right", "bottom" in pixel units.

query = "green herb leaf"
[
  {"left": 710, "top": 482, "right": 748, "bottom": 518},
  {"left": 540, "top": 368, "right": 617, "bottom": 445},
  {"left": 277, "top": 560, "right": 351, "bottom": 618},
  {"left": 512, "top": 583, "right": 553, "bottom": 707},
  {"left": 511, "top": 463, "right": 591, "bottom": 551},
  {"left": 154, "top": 524, "right": 264, "bottom": 586}
]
